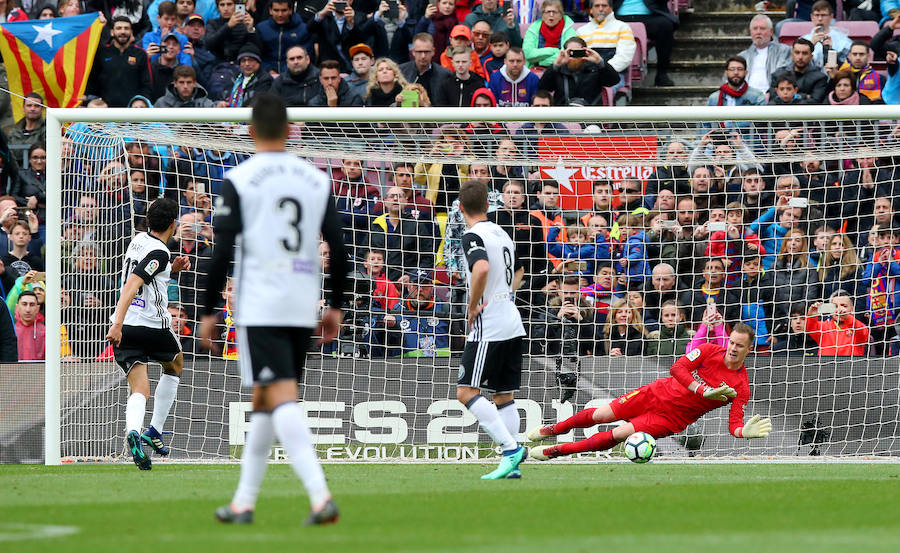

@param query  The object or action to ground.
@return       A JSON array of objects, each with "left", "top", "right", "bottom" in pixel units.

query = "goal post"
[{"left": 43, "top": 105, "right": 900, "bottom": 465}]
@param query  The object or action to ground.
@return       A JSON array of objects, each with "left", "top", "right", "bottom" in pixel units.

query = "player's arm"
[
  {"left": 670, "top": 345, "right": 736, "bottom": 401},
  {"left": 729, "top": 380, "right": 771, "bottom": 438},
  {"left": 462, "top": 232, "right": 489, "bottom": 329},
  {"left": 318, "top": 194, "right": 349, "bottom": 344},
  {"left": 106, "top": 249, "right": 169, "bottom": 346},
  {"left": 512, "top": 242, "right": 525, "bottom": 291},
  {"left": 199, "top": 178, "right": 242, "bottom": 349}
]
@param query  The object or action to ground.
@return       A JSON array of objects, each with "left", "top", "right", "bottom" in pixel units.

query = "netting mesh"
[{"left": 50, "top": 109, "right": 900, "bottom": 462}]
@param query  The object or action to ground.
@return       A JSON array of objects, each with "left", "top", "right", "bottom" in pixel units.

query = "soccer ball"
[{"left": 623, "top": 432, "right": 657, "bottom": 464}]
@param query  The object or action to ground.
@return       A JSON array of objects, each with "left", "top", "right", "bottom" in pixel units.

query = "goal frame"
[{"left": 44, "top": 104, "right": 900, "bottom": 465}]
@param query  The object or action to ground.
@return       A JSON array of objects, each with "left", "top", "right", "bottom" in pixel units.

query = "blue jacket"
[
  {"left": 546, "top": 226, "right": 612, "bottom": 276},
  {"left": 617, "top": 230, "right": 651, "bottom": 283},
  {"left": 387, "top": 301, "right": 451, "bottom": 357},
  {"left": 257, "top": 14, "right": 315, "bottom": 74},
  {"left": 141, "top": 28, "right": 193, "bottom": 67},
  {"left": 748, "top": 207, "right": 790, "bottom": 270}
]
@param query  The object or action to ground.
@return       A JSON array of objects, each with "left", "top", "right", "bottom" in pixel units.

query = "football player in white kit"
[
  {"left": 106, "top": 197, "right": 191, "bottom": 470},
  {"left": 198, "top": 93, "right": 348, "bottom": 525},
  {"left": 456, "top": 179, "right": 528, "bottom": 479}
]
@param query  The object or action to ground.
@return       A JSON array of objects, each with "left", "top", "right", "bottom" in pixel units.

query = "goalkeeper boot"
[
  {"left": 526, "top": 424, "right": 557, "bottom": 442},
  {"left": 126, "top": 430, "right": 151, "bottom": 471},
  {"left": 303, "top": 499, "right": 339, "bottom": 526},
  {"left": 481, "top": 445, "right": 527, "bottom": 480},
  {"left": 140, "top": 425, "right": 170, "bottom": 456},
  {"left": 214, "top": 504, "right": 254, "bottom": 524},
  {"left": 529, "top": 444, "right": 564, "bottom": 461}
]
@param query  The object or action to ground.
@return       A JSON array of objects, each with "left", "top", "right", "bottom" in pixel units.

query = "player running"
[
  {"left": 199, "top": 93, "right": 348, "bottom": 525},
  {"left": 528, "top": 324, "right": 772, "bottom": 459},
  {"left": 456, "top": 179, "right": 528, "bottom": 479},
  {"left": 105, "top": 198, "right": 191, "bottom": 470}
]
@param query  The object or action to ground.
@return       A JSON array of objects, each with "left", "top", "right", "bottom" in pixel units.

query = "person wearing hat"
[
  {"left": 142, "top": 2, "right": 195, "bottom": 67},
  {"left": 220, "top": 43, "right": 273, "bottom": 107},
  {"left": 181, "top": 13, "right": 219, "bottom": 88},
  {"left": 439, "top": 24, "right": 487, "bottom": 80},
  {"left": 258, "top": 0, "right": 315, "bottom": 74},
  {"left": 310, "top": 0, "right": 386, "bottom": 74},
  {"left": 382, "top": 269, "right": 455, "bottom": 358},
  {"left": 85, "top": 16, "right": 153, "bottom": 107},
  {"left": 344, "top": 43, "right": 375, "bottom": 99},
  {"left": 206, "top": 0, "right": 262, "bottom": 63},
  {"left": 149, "top": 32, "right": 191, "bottom": 101}
]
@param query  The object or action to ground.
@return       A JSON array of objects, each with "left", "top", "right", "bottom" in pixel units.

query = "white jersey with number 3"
[
  {"left": 225, "top": 152, "right": 331, "bottom": 327},
  {"left": 462, "top": 220, "right": 525, "bottom": 342}
]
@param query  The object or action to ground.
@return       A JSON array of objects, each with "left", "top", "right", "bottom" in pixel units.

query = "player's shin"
[
  {"left": 496, "top": 400, "right": 520, "bottom": 439},
  {"left": 232, "top": 412, "right": 275, "bottom": 511},
  {"left": 466, "top": 396, "right": 518, "bottom": 451},
  {"left": 556, "top": 429, "right": 617, "bottom": 456},
  {"left": 125, "top": 392, "right": 147, "bottom": 434},
  {"left": 551, "top": 407, "right": 598, "bottom": 435},
  {"left": 149, "top": 373, "right": 179, "bottom": 433},
  {"left": 272, "top": 402, "right": 331, "bottom": 509}
]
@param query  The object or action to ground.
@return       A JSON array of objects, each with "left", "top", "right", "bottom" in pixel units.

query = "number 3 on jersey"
[{"left": 277, "top": 197, "right": 303, "bottom": 253}]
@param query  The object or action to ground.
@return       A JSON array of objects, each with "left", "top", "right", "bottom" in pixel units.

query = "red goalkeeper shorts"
[{"left": 609, "top": 386, "right": 686, "bottom": 439}]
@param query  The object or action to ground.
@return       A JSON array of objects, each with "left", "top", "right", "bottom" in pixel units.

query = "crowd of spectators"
[{"left": 5, "top": 0, "right": 900, "bottom": 364}]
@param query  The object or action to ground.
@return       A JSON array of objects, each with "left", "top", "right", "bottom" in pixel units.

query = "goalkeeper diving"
[{"left": 528, "top": 323, "right": 772, "bottom": 460}]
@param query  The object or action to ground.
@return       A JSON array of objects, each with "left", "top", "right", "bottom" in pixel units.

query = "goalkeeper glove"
[
  {"left": 697, "top": 384, "right": 737, "bottom": 402},
  {"left": 737, "top": 414, "right": 772, "bottom": 439}
]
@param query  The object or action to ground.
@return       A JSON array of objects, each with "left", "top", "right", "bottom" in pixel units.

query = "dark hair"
[
  {"left": 731, "top": 322, "right": 756, "bottom": 343},
  {"left": 18, "top": 290, "right": 38, "bottom": 303},
  {"left": 792, "top": 37, "right": 814, "bottom": 51},
  {"left": 850, "top": 39, "right": 869, "bottom": 51},
  {"left": 560, "top": 275, "right": 581, "bottom": 287},
  {"left": 146, "top": 197, "right": 179, "bottom": 232},
  {"left": 173, "top": 65, "right": 197, "bottom": 81},
  {"left": 459, "top": 179, "right": 489, "bottom": 215},
  {"left": 157, "top": 1, "right": 177, "bottom": 17},
  {"left": 111, "top": 15, "right": 132, "bottom": 27},
  {"left": 831, "top": 69, "right": 856, "bottom": 91},
  {"left": 726, "top": 55, "right": 747, "bottom": 70},
  {"left": 563, "top": 36, "right": 587, "bottom": 49},
  {"left": 811, "top": 0, "right": 833, "bottom": 14},
  {"left": 507, "top": 46, "right": 524, "bottom": 56},
  {"left": 251, "top": 93, "right": 288, "bottom": 140},
  {"left": 28, "top": 142, "right": 46, "bottom": 157},
  {"left": 593, "top": 180, "right": 612, "bottom": 192},
  {"left": 533, "top": 90, "right": 552, "bottom": 102},
  {"left": 789, "top": 303, "right": 807, "bottom": 317},
  {"left": 320, "top": 59, "right": 341, "bottom": 71},
  {"left": 490, "top": 32, "right": 510, "bottom": 44},
  {"left": 25, "top": 92, "right": 43, "bottom": 102},
  {"left": 366, "top": 248, "right": 386, "bottom": 259},
  {"left": 774, "top": 71, "right": 798, "bottom": 88}
]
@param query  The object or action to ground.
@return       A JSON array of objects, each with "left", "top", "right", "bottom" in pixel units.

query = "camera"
[
  {"left": 387, "top": 0, "right": 398, "bottom": 19},
  {"left": 568, "top": 49, "right": 587, "bottom": 58},
  {"left": 334, "top": 0, "right": 346, "bottom": 12},
  {"left": 160, "top": 45, "right": 168, "bottom": 54}
]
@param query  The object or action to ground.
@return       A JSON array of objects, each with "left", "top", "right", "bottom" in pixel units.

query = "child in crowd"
[
  {"left": 615, "top": 212, "right": 651, "bottom": 284},
  {"left": 602, "top": 298, "right": 647, "bottom": 356},
  {"left": 547, "top": 222, "right": 611, "bottom": 276},
  {"left": 772, "top": 303, "right": 818, "bottom": 355},
  {"left": 705, "top": 202, "right": 763, "bottom": 287},
  {"left": 645, "top": 300, "right": 694, "bottom": 356},
  {"left": 363, "top": 248, "right": 400, "bottom": 311},
  {"left": 579, "top": 261, "right": 620, "bottom": 324}
]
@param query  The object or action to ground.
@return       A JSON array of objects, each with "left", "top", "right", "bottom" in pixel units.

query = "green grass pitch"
[{"left": 2, "top": 463, "right": 899, "bottom": 553}]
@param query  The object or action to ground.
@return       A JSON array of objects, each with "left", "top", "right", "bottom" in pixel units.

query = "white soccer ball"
[{"left": 623, "top": 432, "right": 657, "bottom": 464}]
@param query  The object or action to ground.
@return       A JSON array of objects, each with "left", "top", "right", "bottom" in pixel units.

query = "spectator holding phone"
[
  {"left": 142, "top": 2, "right": 195, "bottom": 66},
  {"left": 801, "top": 0, "right": 851, "bottom": 67},
  {"left": 463, "top": 0, "right": 522, "bottom": 47},
  {"left": 806, "top": 292, "right": 869, "bottom": 356},
  {"left": 416, "top": 0, "right": 459, "bottom": 64},
  {"left": 205, "top": 0, "right": 261, "bottom": 63},
  {"left": 537, "top": 36, "right": 619, "bottom": 105}
]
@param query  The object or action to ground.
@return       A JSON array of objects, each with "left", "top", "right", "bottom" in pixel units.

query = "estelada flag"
[{"left": 0, "top": 13, "right": 104, "bottom": 121}]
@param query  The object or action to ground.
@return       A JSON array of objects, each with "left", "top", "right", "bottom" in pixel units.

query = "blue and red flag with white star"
[{"left": 0, "top": 13, "right": 104, "bottom": 120}]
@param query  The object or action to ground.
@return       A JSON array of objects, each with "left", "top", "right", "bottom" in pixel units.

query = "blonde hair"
[
  {"left": 366, "top": 57, "right": 408, "bottom": 98},
  {"left": 604, "top": 298, "right": 647, "bottom": 338},
  {"left": 777, "top": 228, "right": 809, "bottom": 267},
  {"left": 819, "top": 233, "right": 860, "bottom": 281}
]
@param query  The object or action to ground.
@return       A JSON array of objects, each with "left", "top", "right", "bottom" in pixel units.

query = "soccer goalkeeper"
[{"left": 528, "top": 323, "right": 772, "bottom": 460}]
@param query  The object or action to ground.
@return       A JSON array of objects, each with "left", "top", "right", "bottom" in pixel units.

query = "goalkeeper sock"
[
  {"left": 232, "top": 412, "right": 275, "bottom": 511},
  {"left": 551, "top": 407, "right": 597, "bottom": 435},
  {"left": 149, "top": 373, "right": 179, "bottom": 433},
  {"left": 125, "top": 392, "right": 146, "bottom": 434},
  {"left": 557, "top": 429, "right": 617, "bottom": 455},
  {"left": 466, "top": 396, "right": 517, "bottom": 452},
  {"left": 272, "top": 402, "right": 331, "bottom": 509},
  {"left": 496, "top": 400, "right": 520, "bottom": 439}
]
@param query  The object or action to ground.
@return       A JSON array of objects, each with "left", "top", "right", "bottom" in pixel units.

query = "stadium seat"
[
  {"left": 628, "top": 22, "right": 648, "bottom": 84},
  {"left": 778, "top": 20, "right": 879, "bottom": 45},
  {"left": 778, "top": 22, "right": 814, "bottom": 45}
]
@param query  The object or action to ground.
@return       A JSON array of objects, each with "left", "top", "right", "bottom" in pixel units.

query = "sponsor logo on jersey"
[
  {"left": 686, "top": 348, "right": 701, "bottom": 361},
  {"left": 427, "top": 317, "right": 439, "bottom": 327},
  {"left": 399, "top": 319, "right": 411, "bottom": 332},
  {"left": 145, "top": 259, "right": 159, "bottom": 275},
  {"left": 127, "top": 56, "right": 136, "bottom": 65},
  {"left": 466, "top": 241, "right": 485, "bottom": 255},
  {"left": 619, "top": 389, "right": 641, "bottom": 404},
  {"left": 258, "top": 367, "right": 275, "bottom": 382},
  {"left": 131, "top": 298, "right": 146, "bottom": 308}
]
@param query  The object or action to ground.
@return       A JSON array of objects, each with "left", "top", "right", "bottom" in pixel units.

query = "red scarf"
[
  {"left": 541, "top": 20, "right": 565, "bottom": 49},
  {"left": 717, "top": 82, "right": 749, "bottom": 105}
]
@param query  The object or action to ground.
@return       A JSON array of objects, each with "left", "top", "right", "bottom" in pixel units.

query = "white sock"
[
  {"left": 497, "top": 401, "right": 520, "bottom": 441},
  {"left": 466, "top": 396, "right": 517, "bottom": 452},
  {"left": 232, "top": 412, "right": 275, "bottom": 511},
  {"left": 272, "top": 402, "right": 331, "bottom": 509},
  {"left": 125, "top": 393, "right": 147, "bottom": 434},
  {"left": 150, "top": 373, "right": 179, "bottom": 433}
]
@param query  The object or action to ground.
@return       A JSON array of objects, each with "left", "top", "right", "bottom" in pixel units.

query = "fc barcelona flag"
[{"left": 0, "top": 13, "right": 104, "bottom": 121}]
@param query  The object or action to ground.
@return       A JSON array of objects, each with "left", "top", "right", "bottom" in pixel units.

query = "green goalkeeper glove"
[
  {"left": 738, "top": 414, "right": 772, "bottom": 439},
  {"left": 699, "top": 384, "right": 737, "bottom": 402}
]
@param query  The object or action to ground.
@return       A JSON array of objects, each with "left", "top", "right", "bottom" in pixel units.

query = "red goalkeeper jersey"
[{"left": 646, "top": 343, "right": 750, "bottom": 436}]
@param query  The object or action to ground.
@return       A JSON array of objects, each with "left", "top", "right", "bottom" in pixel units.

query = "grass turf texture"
[{"left": 1, "top": 464, "right": 898, "bottom": 553}]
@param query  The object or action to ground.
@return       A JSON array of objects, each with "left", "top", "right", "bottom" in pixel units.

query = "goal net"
[{"left": 42, "top": 105, "right": 900, "bottom": 464}]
